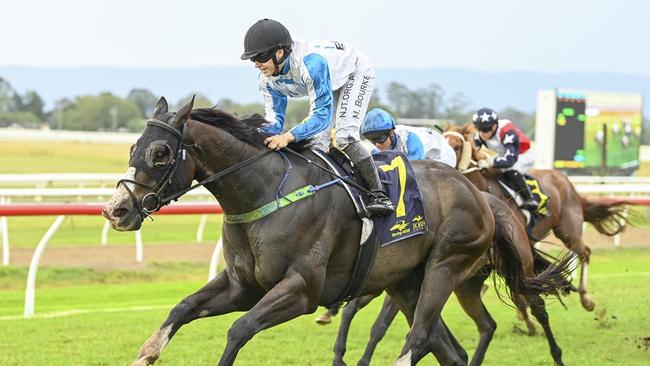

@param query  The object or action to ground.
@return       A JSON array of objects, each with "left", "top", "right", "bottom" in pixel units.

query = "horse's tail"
[
  {"left": 579, "top": 195, "right": 631, "bottom": 236},
  {"left": 486, "top": 196, "right": 574, "bottom": 303},
  {"left": 531, "top": 247, "right": 577, "bottom": 295}
]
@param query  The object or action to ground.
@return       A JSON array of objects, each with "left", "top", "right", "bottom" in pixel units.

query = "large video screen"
[{"left": 553, "top": 89, "right": 643, "bottom": 173}]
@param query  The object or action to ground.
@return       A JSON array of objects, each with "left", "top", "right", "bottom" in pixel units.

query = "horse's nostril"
[{"left": 113, "top": 207, "right": 128, "bottom": 219}]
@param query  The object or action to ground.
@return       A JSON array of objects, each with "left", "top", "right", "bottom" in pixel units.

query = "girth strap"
[{"left": 224, "top": 185, "right": 316, "bottom": 224}]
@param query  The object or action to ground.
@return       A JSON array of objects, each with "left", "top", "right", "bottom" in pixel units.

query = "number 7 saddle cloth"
[{"left": 313, "top": 149, "right": 428, "bottom": 247}]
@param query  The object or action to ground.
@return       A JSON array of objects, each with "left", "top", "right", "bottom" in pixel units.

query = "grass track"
[{"left": 1, "top": 248, "right": 649, "bottom": 365}]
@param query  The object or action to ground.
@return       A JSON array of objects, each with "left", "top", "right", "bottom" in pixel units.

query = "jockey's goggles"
[
  {"left": 366, "top": 132, "right": 390, "bottom": 145},
  {"left": 250, "top": 49, "right": 275, "bottom": 63},
  {"left": 477, "top": 125, "right": 495, "bottom": 133}
]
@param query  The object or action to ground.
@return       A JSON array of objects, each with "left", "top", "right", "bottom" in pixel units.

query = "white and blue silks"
[
  {"left": 259, "top": 39, "right": 375, "bottom": 151},
  {"left": 374, "top": 125, "right": 457, "bottom": 167}
]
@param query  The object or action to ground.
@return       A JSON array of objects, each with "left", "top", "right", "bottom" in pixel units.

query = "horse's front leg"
[
  {"left": 132, "top": 269, "right": 262, "bottom": 366},
  {"left": 218, "top": 270, "right": 321, "bottom": 366}
]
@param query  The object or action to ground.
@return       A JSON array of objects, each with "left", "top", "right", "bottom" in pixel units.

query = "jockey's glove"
[{"left": 477, "top": 159, "right": 493, "bottom": 170}]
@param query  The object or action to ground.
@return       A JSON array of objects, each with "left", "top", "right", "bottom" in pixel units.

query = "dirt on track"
[
  {"left": 8, "top": 243, "right": 216, "bottom": 270},
  {"left": 6, "top": 227, "right": 650, "bottom": 270}
]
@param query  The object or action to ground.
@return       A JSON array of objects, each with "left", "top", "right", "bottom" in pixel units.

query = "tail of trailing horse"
[
  {"left": 579, "top": 195, "right": 632, "bottom": 236},
  {"left": 486, "top": 197, "right": 574, "bottom": 304}
]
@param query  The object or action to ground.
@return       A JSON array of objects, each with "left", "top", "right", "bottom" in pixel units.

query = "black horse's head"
[{"left": 103, "top": 96, "right": 198, "bottom": 231}]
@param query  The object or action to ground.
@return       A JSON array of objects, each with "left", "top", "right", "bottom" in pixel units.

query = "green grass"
[
  {"left": 0, "top": 141, "right": 131, "bottom": 174},
  {"left": 5, "top": 214, "right": 223, "bottom": 248},
  {"left": 0, "top": 248, "right": 648, "bottom": 365}
]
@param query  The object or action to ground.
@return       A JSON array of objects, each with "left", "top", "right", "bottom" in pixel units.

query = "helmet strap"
[{"left": 271, "top": 47, "right": 290, "bottom": 76}]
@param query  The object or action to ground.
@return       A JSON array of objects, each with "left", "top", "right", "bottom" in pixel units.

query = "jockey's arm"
[
  {"left": 405, "top": 132, "right": 426, "bottom": 160},
  {"left": 260, "top": 83, "right": 288, "bottom": 135},
  {"left": 493, "top": 130, "right": 520, "bottom": 169},
  {"left": 288, "top": 54, "right": 334, "bottom": 142}
]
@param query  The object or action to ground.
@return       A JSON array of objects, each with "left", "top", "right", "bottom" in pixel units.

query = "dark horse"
[
  {"left": 321, "top": 192, "right": 573, "bottom": 366},
  {"left": 103, "top": 97, "right": 567, "bottom": 365},
  {"left": 443, "top": 123, "right": 630, "bottom": 313}
]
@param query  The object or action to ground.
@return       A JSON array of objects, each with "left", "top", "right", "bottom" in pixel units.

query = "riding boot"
[
  {"left": 344, "top": 142, "right": 394, "bottom": 217},
  {"left": 504, "top": 170, "right": 539, "bottom": 211}
]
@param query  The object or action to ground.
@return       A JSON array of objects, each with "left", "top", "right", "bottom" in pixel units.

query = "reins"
[{"left": 283, "top": 148, "right": 376, "bottom": 197}]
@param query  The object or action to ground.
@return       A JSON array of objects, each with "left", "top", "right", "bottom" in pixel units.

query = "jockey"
[
  {"left": 241, "top": 19, "right": 393, "bottom": 217},
  {"left": 360, "top": 108, "right": 457, "bottom": 167},
  {"left": 472, "top": 107, "right": 540, "bottom": 210}
]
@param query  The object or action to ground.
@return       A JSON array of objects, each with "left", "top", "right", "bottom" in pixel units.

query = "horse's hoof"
[
  {"left": 527, "top": 325, "right": 537, "bottom": 337},
  {"left": 315, "top": 313, "right": 332, "bottom": 325},
  {"left": 332, "top": 361, "right": 347, "bottom": 366},
  {"left": 131, "top": 358, "right": 152, "bottom": 366},
  {"left": 580, "top": 294, "right": 595, "bottom": 312}
]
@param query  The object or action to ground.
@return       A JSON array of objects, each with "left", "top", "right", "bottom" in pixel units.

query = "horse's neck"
[
  {"left": 191, "top": 124, "right": 282, "bottom": 214},
  {"left": 467, "top": 170, "right": 489, "bottom": 192}
]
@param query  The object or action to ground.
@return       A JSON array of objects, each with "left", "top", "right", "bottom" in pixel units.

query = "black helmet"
[
  {"left": 240, "top": 19, "right": 292, "bottom": 60},
  {"left": 472, "top": 107, "right": 499, "bottom": 131}
]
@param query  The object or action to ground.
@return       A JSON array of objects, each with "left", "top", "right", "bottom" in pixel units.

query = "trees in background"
[
  {"left": 0, "top": 78, "right": 45, "bottom": 127},
  {"left": 59, "top": 93, "right": 141, "bottom": 131},
  {"left": 13, "top": 77, "right": 650, "bottom": 146}
]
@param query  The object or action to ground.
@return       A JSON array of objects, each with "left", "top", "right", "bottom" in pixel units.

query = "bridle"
[
  {"left": 443, "top": 130, "right": 482, "bottom": 174},
  {"left": 117, "top": 119, "right": 273, "bottom": 220}
]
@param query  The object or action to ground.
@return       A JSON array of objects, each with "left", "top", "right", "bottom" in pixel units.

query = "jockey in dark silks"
[
  {"left": 361, "top": 108, "right": 457, "bottom": 167},
  {"left": 241, "top": 18, "right": 393, "bottom": 217},
  {"left": 472, "top": 107, "right": 540, "bottom": 211}
]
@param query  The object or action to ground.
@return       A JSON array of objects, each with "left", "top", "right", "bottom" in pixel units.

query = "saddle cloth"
[
  {"left": 496, "top": 174, "right": 550, "bottom": 232},
  {"left": 312, "top": 149, "right": 428, "bottom": 247}
]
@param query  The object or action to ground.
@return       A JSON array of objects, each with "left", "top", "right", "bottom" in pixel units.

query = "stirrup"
[
  {"left": 365, "top": 195, "right": 395, "bottom": 217},
  {"left": 521, "top": 199, "right": 539, "bottom": 211}
]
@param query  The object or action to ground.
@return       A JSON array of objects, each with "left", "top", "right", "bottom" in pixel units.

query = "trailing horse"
[
  {"left": 443, "top": 123, "right": 631, "bottom": 312},
  {"left": 324, "top": 193, "right": 573, "bottom": 366},
  {"left": 103, "top": 97, "right": 568, "bottom": 365}
]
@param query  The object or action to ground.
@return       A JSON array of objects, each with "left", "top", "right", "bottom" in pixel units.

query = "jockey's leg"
[
  {"left": 343, "top": 141, "right": 394, "bottom": 216},
  {"left": 503, "top": 170, "right": 539, "bottom": 210},
  {"left": 333, "top": 58, "right": 393, "bottom": 217}
]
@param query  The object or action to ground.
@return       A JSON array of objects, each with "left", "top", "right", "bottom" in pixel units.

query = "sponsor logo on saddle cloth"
[
  {"left": 525, "top": 176, "right": 549, "bottom": 216},
  {"left": 371, "top": 151, "right": 429, "bottom": 247}
]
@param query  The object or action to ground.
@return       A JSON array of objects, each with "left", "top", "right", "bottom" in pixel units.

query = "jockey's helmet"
[
  {"left": 361, "top": 108, "right": 396, "bottom": 136},
  {"left": 472, "top": 107, "right": 499, "bottom": 131},
  {"left": 241, "top": 19, "right": 292, "bottom": 60}
]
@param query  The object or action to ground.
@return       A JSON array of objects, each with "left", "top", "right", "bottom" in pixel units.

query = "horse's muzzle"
[{"left": 103, "top": 203, "right": 143, "bottom": 231}]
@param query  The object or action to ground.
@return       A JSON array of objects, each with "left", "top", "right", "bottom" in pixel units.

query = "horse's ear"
[
  {"left": 152, "top": 97, "right": 168, "bottom": 120},
  {"left": 172, "top": 95, "right": 195, "bottom": 128}
]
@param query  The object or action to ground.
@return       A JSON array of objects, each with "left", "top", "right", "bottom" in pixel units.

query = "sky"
[{"left": 2, "top": 0, "right": 650, "bottom": 76}]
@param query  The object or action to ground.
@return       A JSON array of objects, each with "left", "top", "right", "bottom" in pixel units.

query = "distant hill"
[{"left": 1, "top": 66, "right": 648, "bottom": 115}]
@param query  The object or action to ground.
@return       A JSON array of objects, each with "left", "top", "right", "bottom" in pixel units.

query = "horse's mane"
[
  {"left": 190, "top": 108, "right": 267, "bottom": 147},
  {"left": 189, "top": 108, "right": 312, "bottom": 151}
]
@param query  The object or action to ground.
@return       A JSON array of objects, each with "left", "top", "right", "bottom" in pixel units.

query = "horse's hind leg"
[
  {"left": 526, "top": 294, "right": 564, "bottom": 365},
  {"left": 315, "top": 303, "right": 340, "bottom": 325},
  {"left": 553, "top": 213, "right": 594, "bottom": 311},
  {"left": 454, "top": 272, "right": 497, "bottom": 366},
  {"left": 132, "top": 269, "right": 262, "bottom": 366},
  {"left": 357, "top": 294, "right": 400, "bottom": 366},
  {"left": 514, "top": 294, "right": 536, "bottom": 336},
  {"left": 330, "top": 293, "right": 379, "bottom": 366},
  {"left": 387, "top": 269, "right": 468, "bottom": 366},
  {"left": 395, "top": 251, "right": 482, "bottom": 365}
]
